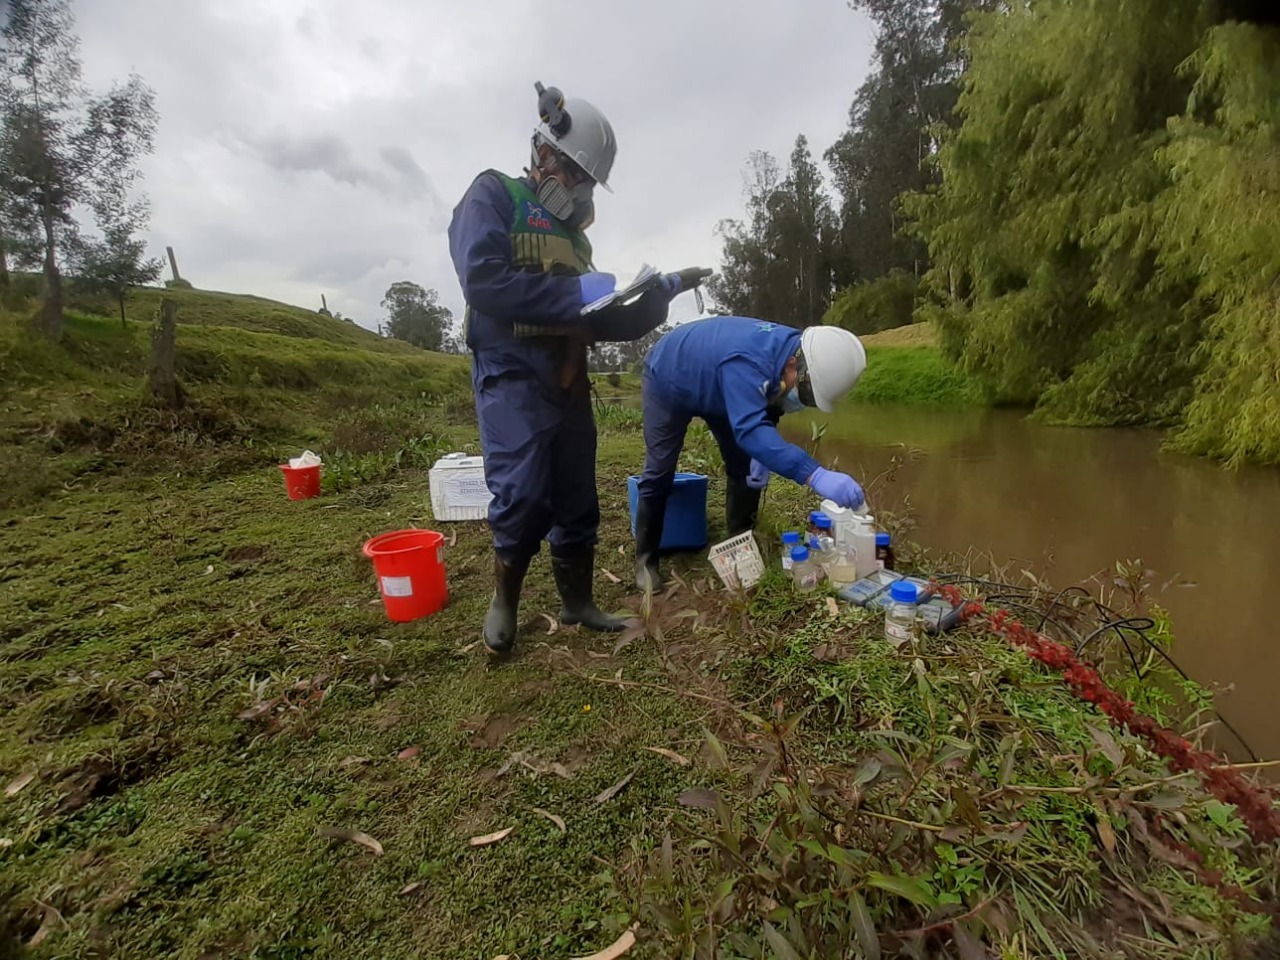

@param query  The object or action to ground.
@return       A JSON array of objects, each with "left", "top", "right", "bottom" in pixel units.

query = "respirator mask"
[{"left": 534, "top": 168, "right": 595, "bottom": 230}]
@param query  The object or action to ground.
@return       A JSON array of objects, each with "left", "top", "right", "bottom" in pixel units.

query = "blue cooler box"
[{"left": 627, "top": 473, "right": 709, "bottom": 551}]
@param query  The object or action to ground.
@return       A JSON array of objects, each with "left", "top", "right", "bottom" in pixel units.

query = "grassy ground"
[
  {"left": 859, "top": 323, "right": 938, "bottom": 349},
  {"left": 849, "top": 344, "right": 987, "bottom": 407},
  {"left": 2, "top": 293, "right": 1277, "bottom": 958}
]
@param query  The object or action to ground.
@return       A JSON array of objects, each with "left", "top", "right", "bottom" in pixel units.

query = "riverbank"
[{"left": 2, "top": 301, "right": 1278, "bottom": 957}]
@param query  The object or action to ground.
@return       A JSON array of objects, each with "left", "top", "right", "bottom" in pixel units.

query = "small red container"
[{"left": 280, "top": 464, "right": 321, "bottom": 500}]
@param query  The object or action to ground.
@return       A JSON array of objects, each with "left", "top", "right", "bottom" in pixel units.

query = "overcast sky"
[{"left": 76, "top": 0, "right": 875, "bottom": 332}]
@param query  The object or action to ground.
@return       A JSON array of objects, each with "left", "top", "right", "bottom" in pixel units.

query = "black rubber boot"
[
  {"left": 633, "top": 497, "right": 667, "bottom": 592},
  {"left": 551, "top": 545, "right": 626, "bottom": 631},
  {"left": 725, "top": 479, "right": 762, "bottom": 537},
  {"left": 483, "top": 553, "right": 531, "bottom": 656}
]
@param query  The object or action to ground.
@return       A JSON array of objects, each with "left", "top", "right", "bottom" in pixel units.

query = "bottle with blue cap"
[
  {"left": 884, "top": 579, "right": 919, "bottom": 648},
  {"left": 790, "top": 545, "right": 821, "bottom": 592},
  {"left": 780, "top": 531, "right": 801, "bottom": 571}
]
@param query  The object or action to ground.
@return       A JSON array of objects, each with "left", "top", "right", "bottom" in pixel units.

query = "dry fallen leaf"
[
  {"left": 677, "top": 788, "right": 722, "bottom": 810},
  {"left": 644, "top": 747, "right": 691, "bottom": 768},
  {"left": 236, "top": 701, "right": 275, "bottom": 721},
  {"left": 399, "top": 882, "right": 424, "bottom": 897},
  {"left": 338, "top": 756, "right": 371, "bottom": 769},
  {"left": 397, "top": 746, "right": 421, "bottom": 760},
  {"left": 4, "top": 772, "right": 35, "bottom": 797},
  {"left": 459, "top": 641, "right": 481, "bottom": 654},
  {"left": 571, "top": 928, "right": 638, "bottom": 960},
  {"left": 533, "top": 807, "right": 567, "bottom": 833},
  {"left": 469, "top": 826, "right": 515, "bottom": 847},
  {"left": 592, "top": 764, "right": 641, "bottom": 805},
  {"left": 203, "top": 564, "right": 214, "bottom": 575},
  {"left": 0, "top": 838, "right": 12, "bottom": 849},
  {"left": 1095, "top": 806, "right": 1117, "bottom": 854},
  {"left": 318, "top": 826, "right": 384, "bottom": 856},
  {"left": 825, "top": 596, "right": 840, "bottom": 618},
  {"left": 26, "top": 902, "right": 58, "bottom": 948},
  {"left": 601, "top": 568, "right": 622, "bottom": 584},
  {"left": 541, "top": 613, "right": 560, "bottom": 635}
]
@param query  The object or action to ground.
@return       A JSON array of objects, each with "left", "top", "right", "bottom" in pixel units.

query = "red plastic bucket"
[
  {"left": 362, "top": 529, "right": 448, "bottom": 622},
  {"left": 280, "top": 464, "right": 321, "bottom": 500}
]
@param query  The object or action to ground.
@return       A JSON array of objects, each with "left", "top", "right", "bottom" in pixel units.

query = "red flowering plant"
[{"left": 935, "top": 582, "right": 1280, "bottom": 848}]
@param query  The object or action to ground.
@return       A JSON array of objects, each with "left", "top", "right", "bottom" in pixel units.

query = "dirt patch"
[
  {"left": 461, "top": 713, "right": 523, "bottom": 749},
  {"left": 45, "top": 738, "right": 175, "bottom": 816},
  {"left": 225, "top": 544, "right": 271, "bottom": 564},
  {"left": 515, "top": 678, "right": 556, "bottom": 701}
]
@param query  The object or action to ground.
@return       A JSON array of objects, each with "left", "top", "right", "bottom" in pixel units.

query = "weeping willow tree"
[
  {"left": 1159, "top": 25, "right": 1280, "bottom": 464},
  {"left": 907, "top": 0, "right": 1280, "bottom": 464}
]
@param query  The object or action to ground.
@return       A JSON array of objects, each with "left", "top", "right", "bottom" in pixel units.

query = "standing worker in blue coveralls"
[
  {"left": 633, "top": 317, "right": 869, "bottom": 591},
  {"left": 448, "top": 82, "right": 685, "bottom": 656}
]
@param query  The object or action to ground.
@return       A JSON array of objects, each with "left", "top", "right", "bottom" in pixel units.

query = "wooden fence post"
[{"left": 149, "top": 298, "right": 184, "bottom": 408}]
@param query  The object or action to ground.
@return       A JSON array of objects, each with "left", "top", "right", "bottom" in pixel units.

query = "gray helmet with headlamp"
[{"left": 530, "top": 82, "right": 617, "bottom": 230}]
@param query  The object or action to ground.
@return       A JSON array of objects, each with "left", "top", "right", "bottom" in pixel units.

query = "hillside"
[{"left": 0, "top": 285, "right": 471, "bottom": 511}]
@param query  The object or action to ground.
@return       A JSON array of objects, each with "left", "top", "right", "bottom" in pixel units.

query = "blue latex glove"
[
  {"left": 578, "top": 271, "right": 616, "bottom": 306},
  {"left": 806, "top": 467, "right": 865, "bottom": 510},
  {"left": 745, "top": 458, "right": 770, "bottom": 490},
  {"left": 655, "top": 273, "right": 682, "bottom": 300}
]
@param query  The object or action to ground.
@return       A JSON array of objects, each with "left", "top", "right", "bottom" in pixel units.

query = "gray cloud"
[
  {"left": 379, "top": 145, "right": 433, "bottom": 200},
  {"left": 239, "top": 130, "right": 386, "bottom": 191},
  {"left": 72, "top": 0, "right": 875, "bottom": 333}
]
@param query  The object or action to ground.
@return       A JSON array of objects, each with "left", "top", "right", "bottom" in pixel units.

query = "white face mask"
[{"left": 777, "top": 387, "right": 805, "bottom": 414}]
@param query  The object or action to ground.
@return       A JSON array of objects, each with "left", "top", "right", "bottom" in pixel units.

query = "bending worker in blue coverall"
[
  {"left": 633, "top": 317, "right": 869, "bottom": 591},
  {"left": 448, "top": 82, "right": 684, "bottom": 656}
]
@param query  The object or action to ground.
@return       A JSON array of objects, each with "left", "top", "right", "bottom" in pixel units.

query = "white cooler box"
[{"left": 428, "top": 453, "right": 493, "bottom": 522}]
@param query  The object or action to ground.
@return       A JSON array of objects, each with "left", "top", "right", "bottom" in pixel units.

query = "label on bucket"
[{"left": 380, "top": 576, "right": 414, "bottom": 598}]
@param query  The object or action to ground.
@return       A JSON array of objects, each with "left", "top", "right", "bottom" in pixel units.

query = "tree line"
[
  {"left": 0, "top": 0, "right": 161, "bottom": 337},
  {"left": 710, "top": 0, "right": 1280, "bottom": 466}
]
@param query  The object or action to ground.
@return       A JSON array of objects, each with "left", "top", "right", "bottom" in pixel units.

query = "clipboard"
[{"left": 579, "top": 264, "right": 661, "bottom": 316}]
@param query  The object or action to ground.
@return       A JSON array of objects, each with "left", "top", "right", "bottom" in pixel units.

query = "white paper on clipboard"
[{"left": 579, "top": 264, "right": 660, "bottom": 315}]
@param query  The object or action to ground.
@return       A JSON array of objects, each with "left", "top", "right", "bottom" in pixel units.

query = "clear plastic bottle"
[
  {"left": 791, "top": 546, "right": 821, "bottom": 592},
  {"left": 781, "top": 531, "right": 801, "bottom": 570},
  {"left": 827, "top": 542, "right": 859, "bottom": 586},
  {"left": 884, "top": 580, "right": 919, "bottom": 648}
]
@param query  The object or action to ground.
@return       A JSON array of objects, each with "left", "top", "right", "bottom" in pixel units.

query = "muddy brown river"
[{"left": 782, "top": 404, "right": 1280, "bottom": 764}]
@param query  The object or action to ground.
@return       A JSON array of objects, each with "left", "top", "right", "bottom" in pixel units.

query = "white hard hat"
[
  {"left": 800, "top": 325, "right": 867, "bottom": 412},
  {"left": 533, "top": 89, "right": 618, "bottom": 192}
]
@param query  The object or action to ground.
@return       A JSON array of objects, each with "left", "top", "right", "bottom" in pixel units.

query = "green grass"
[
  {"left": 850, "top": 345, "right": 988, "bottom": 406},
  {"left": 0, "top": 290, "right": 1276, "bottom": 958}
]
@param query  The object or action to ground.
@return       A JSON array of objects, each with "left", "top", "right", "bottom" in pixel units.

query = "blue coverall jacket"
[
  {"left": 448, "top": 170, "right": 671, "bottom": 563},
  {"left": 637, "top": 316, "right": 822, "bottom": 505}
]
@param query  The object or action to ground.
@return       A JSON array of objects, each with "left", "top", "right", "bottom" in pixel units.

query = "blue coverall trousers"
[{"left": 472, "top": 344, "right": 599, "bottom": 565}]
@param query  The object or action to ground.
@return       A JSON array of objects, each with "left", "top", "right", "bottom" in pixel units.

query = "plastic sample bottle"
[
  {"left": 884, "top": 580, "right": 919, "bottom": 648},
  {"left": 876, "top": 532, "right": 895, "bottom": 571},
  {"left": 827, "top": 542, "right": 859, "bottom": 586},
  {"left": 781, "top": 531, "right": 801, "bottom": 570},
  {"left": 791, "top": 546, "right": 821, "bottom": 592},
  {"left": 852, "top": 515, "right": 879, "bottom": 578},
  {"left": 820, "top": 499, "right": 857, "bottom": 549}
]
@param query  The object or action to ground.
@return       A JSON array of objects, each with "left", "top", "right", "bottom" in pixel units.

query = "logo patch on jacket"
[
  {"left": 524, "top": 201, "right": 553, "bottom": 232},
  {"left": 754, "top": 321, "right": 777, "bottom": 333}
]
